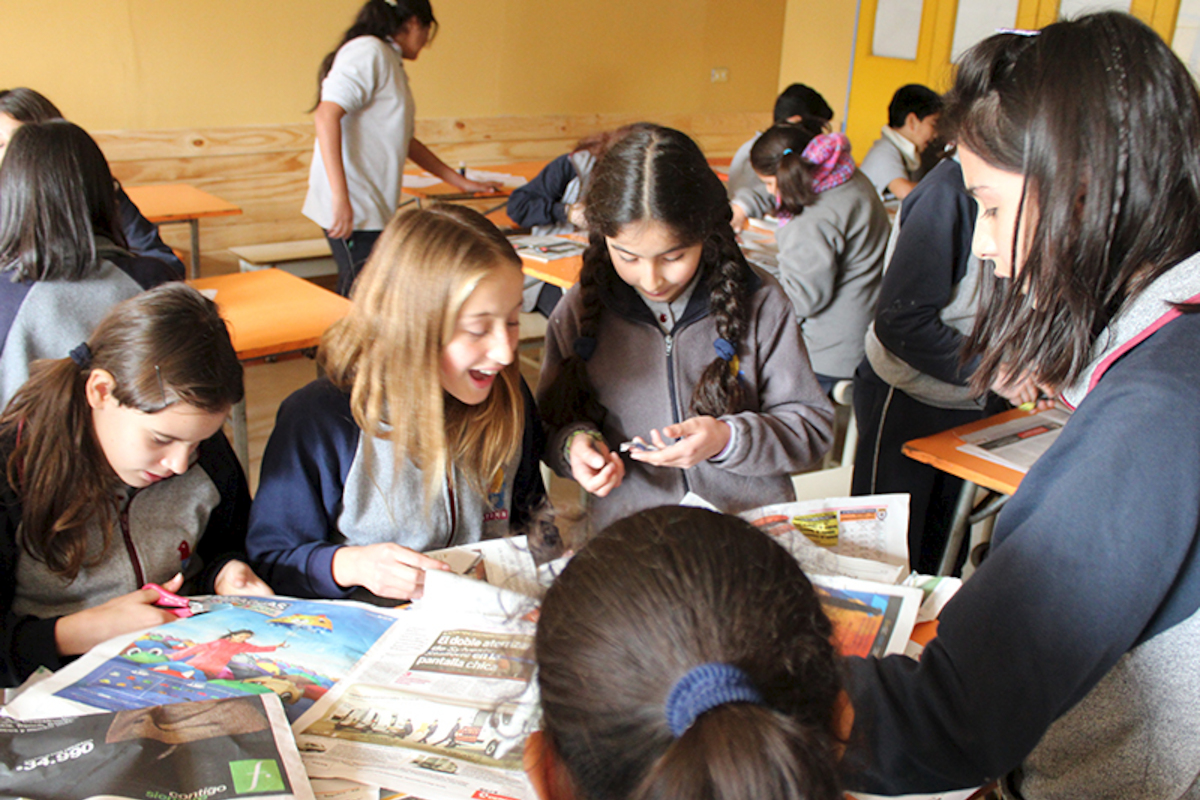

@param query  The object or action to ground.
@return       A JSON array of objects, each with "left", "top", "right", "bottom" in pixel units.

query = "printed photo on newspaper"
[
  {"left": 956, "top": 406, "right": 1071, "bottom": 473},
  {"left": 3, "top": 597, "right": 400, "bottom": 724},
  {"left": 0, "top": 694, "right": 314, "bottom": 800},
  {"left": 810, "top": 575, "right": 924, "bottom": 658}
]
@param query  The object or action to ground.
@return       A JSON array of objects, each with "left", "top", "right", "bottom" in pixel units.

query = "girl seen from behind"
[
  {"left": 247, "top": 205, "right": 546, "bottom": 602},
  {"left": 0, "top": 120, "right": 179, "bottom": 407},
  {"left": 530, "top": 506, "right": 845, "bottom": 800},
  {"left": 306, "top": 0, "right": 501, "bottom": 296},
  {"left": 0, "top": 283, "right": 268, "bottom": 687},
  {"left": 744, "top": 123, "right": 890, "bottom": 392},
  {"left": 538, "top": 124, "right": 833, "bottom": 533}
]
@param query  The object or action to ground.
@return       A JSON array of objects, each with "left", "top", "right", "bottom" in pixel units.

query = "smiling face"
[
  {"left": 439, "top": 263, "right": 523, "bottom": 406},
  {"left": 87, "top": 369, "right": 229, "bottom": 489},
  {"left": 960, "top": 145, "right": 1034, "bottom": 279},
  {"left": 606, "top": 220, "right": 704, "bottom": 304}
]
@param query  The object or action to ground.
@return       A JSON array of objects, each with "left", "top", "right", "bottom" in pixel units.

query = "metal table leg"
[{"left": 189, "top": 219, "right": 201, "bottom": 279}]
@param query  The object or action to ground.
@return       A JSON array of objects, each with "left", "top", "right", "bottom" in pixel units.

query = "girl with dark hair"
[
  {"left": 305, "top": 0, "right": 500, "bottom": 296},
  {"left": 530, "top": 506, "right": 846, "bottom": 800},
  {"left": 843, "top": 15, "right": 1200, "bottom": 799},
  {"left": 537, "top": 125, "right": 833, "bottom": 534},
  {"left": 744, "top": 122, "right": 890, "bottom": 392},
  {"left": 0, "top": 120, "right": 178, "bottom": 406},
  {"left": 0, "top": 87, "right": 185, "bottom": 277},
  {"left": 0, "top": 283, "right": 268, "bottom": 688}
]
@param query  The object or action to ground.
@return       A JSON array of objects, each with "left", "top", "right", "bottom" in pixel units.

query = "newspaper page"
[
  {"left": 0, "top": 694, "right": 314, "bottom": 800},
  {"left": 292, "top": 572, "right": 539, "bottom": 800},
  {"left": 956, "top": 406, "right": 1071, "bottom": 473},
  {"left": 739, "top": 494, "right": 911, "bottom": 583},
  {"left": 509, "top": 235, "right": 586, "bottom": 263},
  {"left": 426, "top": 536, "right": 561, "bottom": 600},
  {"left": 810, "top": 575, "right": 923, "bottom": 658},
  {"left": 4, "top": 598, "right": 399, "bottom": 725}
]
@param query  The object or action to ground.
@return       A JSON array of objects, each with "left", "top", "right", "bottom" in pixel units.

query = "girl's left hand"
[
  {"left": 627, "top": 416, "right": 731, "bottom": 469},
  {"left": 213, "top": 560, "right": 274, "bottom": 597},
  {"left": 456, "top": 177, "right": 503, "bottom": 194}
]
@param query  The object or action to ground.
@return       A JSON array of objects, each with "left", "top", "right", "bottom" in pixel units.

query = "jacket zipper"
[
  {"left": 663, "top": 334, "right": 691, "bottom": 493},
  {"left": 119, "top": 494, "right": 145, "bottom": 588}
]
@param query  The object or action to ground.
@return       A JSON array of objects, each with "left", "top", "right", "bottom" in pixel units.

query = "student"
[
  {"left": 529, "top": 506, "right": 845, "bottom": 800},
  {"left": 0, "top": 283, "right": 267, "bottom": 687},
  {"left": 843, "top": 15, "right": 1200, "bottom": 799},
  {"left": 728, "top": 83, "right": 834, "bottom": 230},
  {"left": 0, "top": 88, "right": 186, "bottom": 278},
  {"left": 858, "top": 84, "right": 942, "bottom": 201},
  {"left": 305, "top": 0, "right": 501, "bottom": 296},
  {"left": 0, "top": 121, "right": 179, "bottom": 407},
  {"left": 247, "top": 205, "right": 546, "bottom": 602},
  {"left": 744, "top": 123, "right": 890, "bottom": 391},
  {"left": 538, "top": 125, "right": 833, "bottom": 533}
]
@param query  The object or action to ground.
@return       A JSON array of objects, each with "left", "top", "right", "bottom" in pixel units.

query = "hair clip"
[
  {"left": 995, "top": 28, "right": 1040, "bottom": 36},
  {"left": 781, "top": 148, "right": 794, "bottom": 157},
  {"left": 68, "top": 342, "right": 93, "bottom": 370}
]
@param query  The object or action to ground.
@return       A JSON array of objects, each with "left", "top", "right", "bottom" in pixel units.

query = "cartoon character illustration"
[{"left": 168, "top": 630, "right": 285, "bottom": 680}]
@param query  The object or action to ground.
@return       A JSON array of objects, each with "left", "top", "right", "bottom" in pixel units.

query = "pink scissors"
[{"left": 142, "top": 583, "right": 211, "bottom": 618}]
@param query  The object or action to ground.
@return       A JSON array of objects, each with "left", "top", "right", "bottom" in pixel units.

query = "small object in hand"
[
  {"left": 619, "top": 438, "right": 661, "bottom": 453},
  {"left": 142, "top": 583, "right": 213, "bottom": 618}
]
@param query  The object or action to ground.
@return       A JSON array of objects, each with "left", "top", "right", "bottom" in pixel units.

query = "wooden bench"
[{"left": 229, "top": 238, "right": 337, "bottom": 280}]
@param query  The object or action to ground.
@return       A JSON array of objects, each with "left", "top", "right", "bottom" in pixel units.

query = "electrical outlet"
[{"left": 710, "top": 67, "right": 729, "bottom": 83}]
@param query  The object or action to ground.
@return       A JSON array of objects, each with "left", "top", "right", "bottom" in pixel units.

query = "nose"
[
  {"left": 162, "top": 443, "right": 191, "bottom": 476},
  {"left": 488, "top": 327, "right": 515, "bottom": 367},
  {"left": 971, "top": 213, "right": 996, "bottom": 263}
]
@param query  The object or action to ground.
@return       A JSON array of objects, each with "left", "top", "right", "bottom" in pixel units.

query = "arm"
[
  {"left": 873, "top": 160, "right": 980, "bottom": 384},
  {"left": 773, "top": 209, "right": 843, "bottom": 321},
  {"left": 731, "top": 184, "right": 776, "bottom": 222},
  {"left": 115, "top": 187, "right": 186, "bottom": 279},
  {"left": 506, "top": 155, "right": 578, "bottom": 228},
  {"left": 886, "top": 176, "right": 918, "bottom": 200},
  {"left": 314, "top": 101, "right": 354, "bottom": 239},
  {"left": 407, "top": 138, "right": 501, "bottom": 194}
]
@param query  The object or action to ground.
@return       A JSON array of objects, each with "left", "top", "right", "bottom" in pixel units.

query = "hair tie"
[
  {"left": 781, "top": 148, "right": 794, "bottom": 157},
  {"left": 713, "top": 338, "right": 736, "bottom": 362},
  {"left": 573, "top": 336, "right": 597, "bottom": 361},
  {"left": 69, "top": 342, "right": 92, "bottom": 370},
  {"left": 665, "top": 663, "right": 763, "bottom": 738}
]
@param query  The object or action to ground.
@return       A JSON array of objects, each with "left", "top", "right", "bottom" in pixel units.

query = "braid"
[{"left": 690, "top": 225, "right": 750, "bottom": 417}]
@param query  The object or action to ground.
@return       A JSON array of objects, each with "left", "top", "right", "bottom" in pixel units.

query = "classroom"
[{"left": 2, "top": 1, "right": 1200, "bottom": 799}]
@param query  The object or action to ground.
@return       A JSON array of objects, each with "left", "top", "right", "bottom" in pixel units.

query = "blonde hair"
[{"left": 319, "top": 204, "right": 525, "bottom": 507}]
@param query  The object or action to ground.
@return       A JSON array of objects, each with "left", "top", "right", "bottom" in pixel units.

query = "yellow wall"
[{"left": 1, "top": 0, "right": 786, "bottom": 132}]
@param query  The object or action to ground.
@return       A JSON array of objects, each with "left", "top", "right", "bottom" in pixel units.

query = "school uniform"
[{"left": 859, "top": 126, "right": 921, "bottom": 200}]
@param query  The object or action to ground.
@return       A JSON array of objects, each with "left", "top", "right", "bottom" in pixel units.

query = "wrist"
[{"left": 564, "top": 428, "right": 605, "bottom": 463}]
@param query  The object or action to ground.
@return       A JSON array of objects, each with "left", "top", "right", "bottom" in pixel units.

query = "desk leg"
[
  {"left": 938, "top": 480, "right": 978, "bottom": 576},
  {"left": 189, "top": 219, "right": 201, "bottom": 279},
  {"left": 231, "top": 397, "right": 250, "bottom": 476}
]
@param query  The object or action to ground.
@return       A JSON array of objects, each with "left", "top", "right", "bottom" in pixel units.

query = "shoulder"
[
  {"left": 899, "top": 158, "right": 973, "bottom": 224},
  {"left": 105, "top": 254, "right": 179, "bottom": 291},
  {"left": 860, "top": 137, "right": 897, "bottom": 165},
  {"left": 337, "top": 35, "right": 394, "bottom": 63},
  {"left": 275, "top": 379, "right": 359, "bottom": 448}
]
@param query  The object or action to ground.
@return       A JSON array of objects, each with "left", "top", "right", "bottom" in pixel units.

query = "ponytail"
[{"left": 750, "top": 122, "right": 825, "bottom": 216}]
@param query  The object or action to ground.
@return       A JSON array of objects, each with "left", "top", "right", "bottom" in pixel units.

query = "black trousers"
[{"left": 326, "top": 230, "right": 382, "bottom": 297}]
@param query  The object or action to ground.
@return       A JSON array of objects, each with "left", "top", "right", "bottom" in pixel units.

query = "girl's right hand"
[
  {"left": 54, "top": 576, "right": 184, "bottom": 657},
  {"left": 568, "top": 432, "right": 625, "bottom": 497},
  {"left": 331, "top": 543, "right": 452, "bottom": 600},
  {"left": 327, "top": 196, "right": 354, "bottom": 240}
]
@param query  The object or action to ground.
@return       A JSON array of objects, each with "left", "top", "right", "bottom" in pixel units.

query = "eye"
[{"left": 980, "top": 207, "right": 997, "bottom": 220}]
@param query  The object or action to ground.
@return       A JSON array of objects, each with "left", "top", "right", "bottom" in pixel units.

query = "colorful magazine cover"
[{"left": 4, "top": 597, "right": 399, "bottom": 724}]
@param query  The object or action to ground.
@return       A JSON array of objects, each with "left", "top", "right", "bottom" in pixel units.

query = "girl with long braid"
[{"left": 537, "top": 125, "right": 834, "bottom": 533}]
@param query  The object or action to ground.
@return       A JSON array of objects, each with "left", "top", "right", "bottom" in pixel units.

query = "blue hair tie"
[
  {"left": 69, "top": 342, "right": 93, "bottom": 369},
  {"left": 665, "top": 663, "right": 763, "bottom": 738},
  {"left": 573, "top": 336, "right": 597, "bottom": 361},
  {"left": 713, "top": 338, "right": 736, "bottom": 362},
  {"left": 781, "top": 148, "right": 794, "bottom": 156}
]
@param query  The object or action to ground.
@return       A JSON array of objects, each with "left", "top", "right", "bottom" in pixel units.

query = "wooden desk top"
[
  {"left": 124, "top": 184, "right": 242, "bottom": 224},
  {"left": 521, "top": 253, "right": 582, "bottom": 290},
  {"left": 189, "top": 269, "right": 350, "bottom": 361},
  {"left": 901, "top": 408, "right": 1036, "bottom": 496},
  {"left": 402, "top": 161, "right": 548, "bottom": 201}
]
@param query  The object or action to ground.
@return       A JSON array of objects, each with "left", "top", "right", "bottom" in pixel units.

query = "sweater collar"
[
  {"left": 597, "top": 258, "right": 763, "bottom": 333},
  {"left": 880, "top": 125, "right": 920, "bottom": 173}
]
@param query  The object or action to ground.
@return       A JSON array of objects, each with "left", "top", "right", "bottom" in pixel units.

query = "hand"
[
  {"left": 55, "top": 576, "right": 183, "bottom": 657},
  {"left": 566, "top": 202, "right": 587, "bottom": 230},
  {"left": 331, "top": 543, "right": 452, "bottom": 600},
  {"left": 567, "top": 432, "right": 625, "bottom": 497},
  {"left": 628, "top": 416, "right": 731, "bottom": 469},
  {"left": 456, "top": 177, "right": 503, "bottom": 194},
  {"left": 213, "top": 560, "right": 274, "bottom": 597},
  {"left": 327, "top": 195, "right": 354, "bottom": 240},
  {"left": 730, "top": 203, "right": 749, "bottom": 232},
  {"left": 991, "top": 365, "right": 1054, "bottom": 409}
]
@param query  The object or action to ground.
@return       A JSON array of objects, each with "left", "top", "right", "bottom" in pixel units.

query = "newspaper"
[
  {"left": 509, "top": 235, "right": 587, "bottom": 263},
  {"left": 737, "top": 227, "right": 779, "bottom": 270},
  {"left": 425, "top": 535, "right": 567, "bottom": 600},
  {"left": 3, "top": 597, "right": 399, "bottom": 725},
  {"left": 956, "top": 406, "right": 1071, "bottom": 473},
  {"left": 810, "top": 575, "right": 923, "bottom": 658},
  {"left": 0, "top": 694, "right": 314, "bottom": 800},
  {"left": 292, "top": 571, "right": 540, "bottom": 800},
  {"left": 739, "top": 494, "right": 911, "bottom": 583}
]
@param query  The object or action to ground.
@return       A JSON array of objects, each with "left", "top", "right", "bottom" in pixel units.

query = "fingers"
[{"left": 162, "top": 572, "right": 184, "bottom": 592}]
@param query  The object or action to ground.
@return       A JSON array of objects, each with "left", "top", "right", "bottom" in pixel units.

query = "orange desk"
[
  {"left": 903, "top": 408, "right": 1036, "bottom": 575},
  {"left": 189, "top": 269, "right": 351, "bottom": 470},
  {"left": 126, "top": 184, "right": 242, "bottom": 279},
  {"left": 520, "top": 253, "right": 582, "bottom": 290},
  {"left": 401, "top": 161, "right": 548, "bottom": 218}
]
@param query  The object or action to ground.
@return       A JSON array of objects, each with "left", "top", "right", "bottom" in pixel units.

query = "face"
[
  {"left": 87, "top": 370, "right": 230, "bottom": 489},
  {"left": 959, "top": 145, "right": 1034, "bottom": 280},
  {"left": 606, "top": 220, "right": 704, "bottom": 304},
  {"left": 0, "top": 113, "right": 22, "bottom": 166},
  {"left": 440, "top": 264, "right": 523, "bottom": 406},
  {"left": 757, "top": 173, "right": 778, "bottom": 198},
  {"left": 905, "top": 111, "right": 940, "bottom": 153},
  {"left": 393, "top": 19, "right": 431, "bottom": 60}
]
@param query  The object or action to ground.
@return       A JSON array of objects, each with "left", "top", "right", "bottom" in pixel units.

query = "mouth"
[
  {"left": 468, "top": 368, "right": 500, "bottom": 388},
  {"left": 141, "top": 471, "right": 170, "bottom": 485}
]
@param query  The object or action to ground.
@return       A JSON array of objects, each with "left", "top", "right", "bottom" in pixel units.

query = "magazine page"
[
  {"left": 292, "top": 572, "right": 539, "bottom": 800},
  {"left": 4, "top": 598, "right": 399, "bottom": 724},
  {"left": 810, "top": 575, "right": 924, "bottom": 658},
  {"left": 739, "top": 494, "right": 911, "bottom": 583},
  {"left": 956, "top": 406, "right": 1071, "bottom": 473},
  {"left": 0, "top": 694, "right": 314, "bottom": 800}
]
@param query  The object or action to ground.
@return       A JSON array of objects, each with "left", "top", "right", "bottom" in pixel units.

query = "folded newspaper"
[{"left": 0, "top": 694, "right": 314, "bottom": 800}]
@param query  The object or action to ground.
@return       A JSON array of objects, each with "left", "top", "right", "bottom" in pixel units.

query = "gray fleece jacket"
[{"left": 538, "top": 260, "right": 835, "bottom": 533}]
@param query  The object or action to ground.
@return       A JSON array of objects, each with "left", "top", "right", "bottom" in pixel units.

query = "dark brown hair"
[
  {"left": 0, "top": 87, "right": 64, "bottom": 124},
  {"left": 749, "top": 120, "right": 827, "bottom": 216},
  {"left": 950, "top": 13, "right": 1200, "bottom": 394},
  {"left": 539, "top": 124, "right": 751, "bottom": 428},
  {"left": 3, "top": 283, "right": 243, "bottom": 580},
  {"left": 536, "top": 506, "right": 843, "bottom": 800},
  {"left": 313, "top": 0, "right": 437, "bottom": 107}
]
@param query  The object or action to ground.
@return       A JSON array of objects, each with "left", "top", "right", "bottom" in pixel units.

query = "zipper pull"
[{"left": 665, "top": 334, "right": 674, "bottom": 357}]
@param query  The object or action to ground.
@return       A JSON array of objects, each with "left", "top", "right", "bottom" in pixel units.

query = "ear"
[
  {"left": 84, "top": 368, "right": 118, "bottom": 411},
  {"left": 904, "top": 112, "right": 921, "bottom": 132},
  {"left": 524, "top": 731, "right": 576, "bottom": 800}
]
